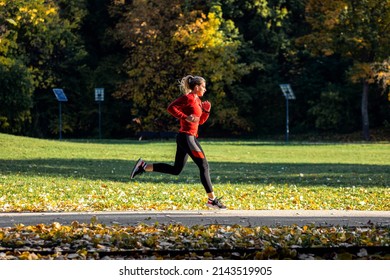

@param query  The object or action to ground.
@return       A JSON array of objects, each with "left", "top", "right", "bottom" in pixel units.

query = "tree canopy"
[
  {"left": 297, "top": 0, "right": 390, "bottom": 140},
  {"left": 0, "top": 0, "right": 389, "bottom": 140}
]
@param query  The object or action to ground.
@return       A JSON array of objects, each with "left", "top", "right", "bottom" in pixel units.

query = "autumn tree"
[
  {"left": 174, "top": 4, "right": 255, "bottom": 134},
  {"left": 0, "top": 0, "right": 50, "bottom": 133},
  {"left": 111, "top": 0, "right": 189, "bottom": 133},
  {"left": 215, "top": 0, "right": 296, "bottom": 136},
  {"left": 0, "top": 0, "right": 88, "bottom": 136},
  {"left": 297, "top": 0, "right": 390, "bottom": 140},
  {"left": 112, "top": 0, "right": 254, "bottom": 134}
]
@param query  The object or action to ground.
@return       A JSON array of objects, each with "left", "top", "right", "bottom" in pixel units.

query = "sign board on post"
[
  {"left": 95, "top": 88, "right": 104, "bottom": 139},
  {"left": 53, "top": 88, "right": 68, "bottom": 102},
  {"left": 52, "top": 88, "right": 68, "bottom": 140},
  {"left": 95, "top": 88, "right": 104, "bottom": 102},
  {"left": 280, "top": 84, "right": 295, "bottom": 100},
  {"left": 279, "top": 84, "right": 295, "bottom": 143}
]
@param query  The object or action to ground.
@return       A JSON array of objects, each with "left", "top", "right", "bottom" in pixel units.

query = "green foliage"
[
  {"left": 0, "top": 0, "right": 88, "bottom": 137},
  {"left": 1, "top": 0, "right": 70, "bottom": 88},
  {"left": 296, "top": 0, "right": 390, "bottom": 140},
  {"left": 0, "top": 58, "right": 33, "bottom": 133},
  {"left": 308, "top": 86, "right": 345, "bottom": 131},
  {"left": 0, "top": 0, "right": 389, "bottom": 139},
  {"left": 214, "top": 0, "right": 296, "bottom": 135}
]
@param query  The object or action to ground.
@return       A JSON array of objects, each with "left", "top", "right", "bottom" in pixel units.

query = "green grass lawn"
[
  {"left": 0, "top": 133, "right": 389, "bottom": 212},
  {"left": 1, "top": 133, "right": 390, "bottom": 260}
]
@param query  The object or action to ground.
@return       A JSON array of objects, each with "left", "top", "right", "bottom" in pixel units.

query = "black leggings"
[{"left": 153, "top": 133, "right": 213, "bottom": 193}]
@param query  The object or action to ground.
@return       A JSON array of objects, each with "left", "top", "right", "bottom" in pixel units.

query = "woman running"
[{"left": 130, "top": 75, "right": 226, "bottom": 210}]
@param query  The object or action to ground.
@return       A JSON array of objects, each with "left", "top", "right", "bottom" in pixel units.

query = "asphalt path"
[{"left": 0, "top": 210, "right": 389, "bottom": 228}]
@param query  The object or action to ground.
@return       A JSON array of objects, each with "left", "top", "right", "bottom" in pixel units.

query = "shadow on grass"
[{"left": 0, "top": 158, "right": 388, "bottom": 187}]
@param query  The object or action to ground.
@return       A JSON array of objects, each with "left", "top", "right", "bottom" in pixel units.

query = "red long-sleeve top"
[{"left": 167, "top": 93, "right": 209, "bottom": 137}]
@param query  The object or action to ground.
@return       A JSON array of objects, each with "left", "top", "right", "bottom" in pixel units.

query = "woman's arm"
[
  {"left": 167, "top": 95, "right": 188, "bottom": 120},
  {"left": 199, "top": 100, "right": 211, "bottom": 125}
]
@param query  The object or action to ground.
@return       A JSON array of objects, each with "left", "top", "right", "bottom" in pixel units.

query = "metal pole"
[
  {"left": 286, "top": 97, "right": 289, "bottom": 143},
  {"left": 98, "top": 101, "right": 102, "bottom": 140},
  {"left": 59, "top": 102, "right": 62, "bottom": 140}
]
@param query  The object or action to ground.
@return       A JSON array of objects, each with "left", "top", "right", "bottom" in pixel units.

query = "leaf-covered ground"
[{"left": 0, "top": 222, "right": 389, "bottom": 260}]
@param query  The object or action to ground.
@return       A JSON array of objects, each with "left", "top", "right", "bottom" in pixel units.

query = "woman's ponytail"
[{"left": 179, "top": 75, "right": 205, "bottom": 95}]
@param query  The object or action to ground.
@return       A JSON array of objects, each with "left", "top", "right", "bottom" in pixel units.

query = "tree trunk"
[{"left": 361, "top": 81, "right": 370, "bottom": 141}]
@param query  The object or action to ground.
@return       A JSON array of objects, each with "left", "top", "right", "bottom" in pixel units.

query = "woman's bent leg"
[{"left": 152, "top": 136, "right": 188, "bottom": 175}]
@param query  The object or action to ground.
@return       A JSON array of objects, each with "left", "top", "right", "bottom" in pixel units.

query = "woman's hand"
[
  {"left": 185, "top": 114, "right": 200, "bottom": 123},
  {"left": 202, "top": 101, "right": 211, "bottom": 112}
]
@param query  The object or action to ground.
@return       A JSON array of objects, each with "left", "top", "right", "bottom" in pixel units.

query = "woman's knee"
[
  {"left": 198, "top": 160, "right": 209, "bottom": 172},
  {"left": 172, "top": 166, "right": 184, "bottom": 175}
]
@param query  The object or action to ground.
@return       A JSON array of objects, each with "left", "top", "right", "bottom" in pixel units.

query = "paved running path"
[{"left": 0, "top": 210, "right": 389, "bottom": 227}]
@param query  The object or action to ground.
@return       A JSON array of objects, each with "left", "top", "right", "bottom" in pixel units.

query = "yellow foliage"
[
  {"left": 175, "top": 11, "right": 225, "bottom": 51},
  {"left": 349, "top": 62, "right": 375, "bottom": 84},
  {"left": 369, "top": 59, "right": 390, "bottom": 89},
  {"left": 45, "top": 7, "right": 56, "bottom": 15}
]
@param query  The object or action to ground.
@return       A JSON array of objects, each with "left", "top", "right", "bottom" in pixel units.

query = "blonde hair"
[{"left": 179, "top": 75, "right": 205, "bottom": 94}]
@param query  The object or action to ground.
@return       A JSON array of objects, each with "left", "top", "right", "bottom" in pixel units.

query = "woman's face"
[{"left": 194, "top": 82, "right": 206, "bottom": 97}]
